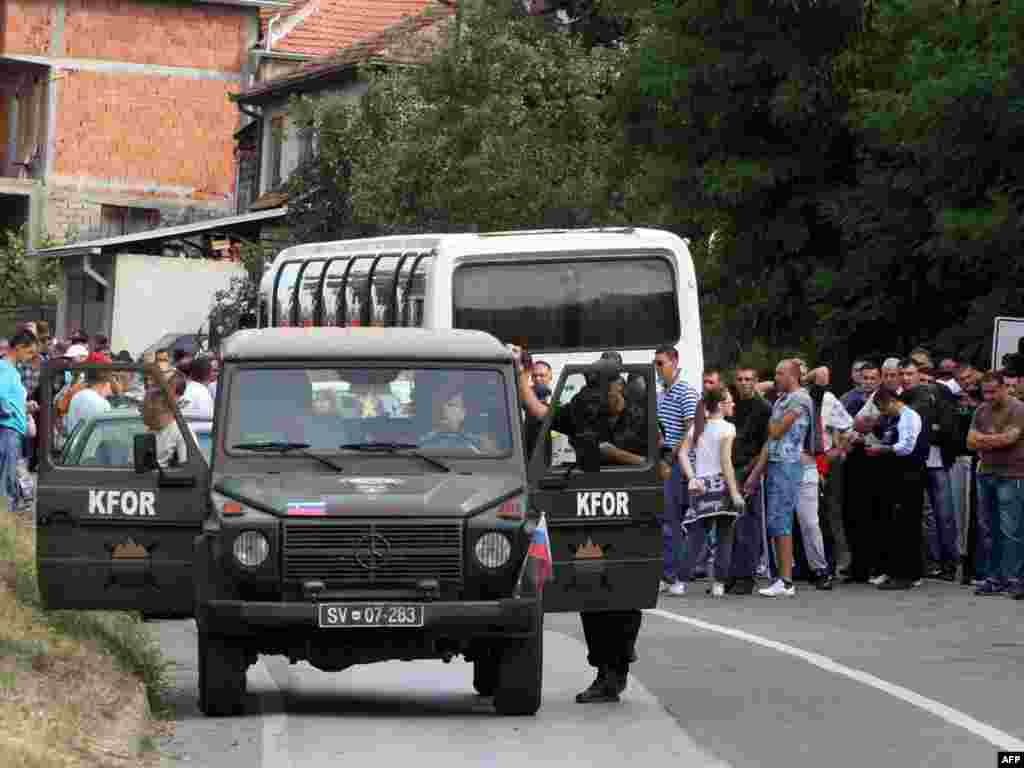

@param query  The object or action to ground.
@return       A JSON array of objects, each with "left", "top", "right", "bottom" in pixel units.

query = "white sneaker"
[
  {"left": 758, "top": 579, "right": 795, "bottom": 598},
  {"left": 710, "top": 582, "right": 725, "bottom": 598},
  {"left": 659, "top": 580, "right": 671, "bottom": 594},
  {"left": 668, "top": 581, "right": 687, "bottom": 596},
  {"left": 911, "top": 578, "right": 923, "bottom": 588},
  {"left": 869, "top": 574, "right": 890, "bottom": 586}
]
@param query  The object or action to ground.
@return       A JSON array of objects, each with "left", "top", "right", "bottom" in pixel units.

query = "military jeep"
[{"left": 35, "top": 328, "right": 663, "bottom": 717}]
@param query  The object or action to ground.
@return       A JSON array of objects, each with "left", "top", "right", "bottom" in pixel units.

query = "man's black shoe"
[
  {"left": 878, "top": 579, "right": 913, "bottom": 590},
  {"left": 575, "top": 668, "right": 620, "bottom": 704},
  {"left": 1011, "top": 589, "right": 1024, "bottom": 600},
  {"left": 609, "top": 666, "right": 629, "bottom": 695},
  {"left": 727, "top": 578, "right": 755, "bottom": 595},
  {"left": 815, "top": 573, "right": 834, "bottom": 591}
]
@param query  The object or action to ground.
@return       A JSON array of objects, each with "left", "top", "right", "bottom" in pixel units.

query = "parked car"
[
  {"left": 61, "top": 407, "right": 212, "bottom": 467},
  {"left": 140, "top": 332, "right": 209, "bottom": 362}
]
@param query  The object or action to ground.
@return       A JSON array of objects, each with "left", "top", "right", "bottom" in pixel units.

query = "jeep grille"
[{"left": 282, "top": 520, "right": 463, "bottom": 585}]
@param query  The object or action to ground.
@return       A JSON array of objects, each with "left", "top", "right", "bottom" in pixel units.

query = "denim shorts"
[{"left": 765, "top": 461, "right": 802, "bottom": 537}]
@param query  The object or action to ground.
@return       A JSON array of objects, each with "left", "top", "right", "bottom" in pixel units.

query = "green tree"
[
  {"left": 822, "top": 0, "right": 1024, "bottom": 365},
  {"left": 0, "top": 227, "right": 62, "bottom": 315},
  {"left": 604, "top": 0, "right": 863, "bottom": 367},
  {"left": 285, "top": 2, "right": 628, "bottom": 241}
]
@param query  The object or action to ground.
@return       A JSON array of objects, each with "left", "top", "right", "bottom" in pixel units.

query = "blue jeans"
[
  {"left": 765, "top": 462, "right": 802, "bottom": 538},
  {"left": 975, "top": 474, "right": 1024, "bottom": 588},
  {"left": 925, "top": 467, "right": 959, "bottom": 567},
  {"left": 729, "top": 474, "right": 764, "bottom": 580},
  {"left": 662, "top": 460, "right": 689, "bottom": 582},
  {"left": 0, "top": 427, "right": 22, "bottom": 503}
]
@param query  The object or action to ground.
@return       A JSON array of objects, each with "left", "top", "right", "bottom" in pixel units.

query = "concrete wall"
[
  {"left": 1, "top": 0, "right": 261, "bottom": 241},
  {"left": 110, "top": 252, "right": 245, "bottom": 356}
]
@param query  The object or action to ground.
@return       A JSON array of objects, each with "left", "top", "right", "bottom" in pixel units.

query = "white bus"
[{"left": 258, "top": 227, "right": 703, "bottom": 388}]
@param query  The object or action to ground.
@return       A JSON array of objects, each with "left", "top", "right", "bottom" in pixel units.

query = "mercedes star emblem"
[{"left": 354, "top": 534, "right": 391, "bottom": 570}]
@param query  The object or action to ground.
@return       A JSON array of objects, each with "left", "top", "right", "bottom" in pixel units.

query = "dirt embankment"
[{"left": 0, "top": 505, "right": 169, "bottom": 768}]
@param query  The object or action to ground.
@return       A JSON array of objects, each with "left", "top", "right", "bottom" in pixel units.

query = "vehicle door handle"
[
  {"left": 38, "top": 508, "right": 72, "bottom": 527},
  {"left": 158, "top": 472, "right": 195, "bottom": 488}
]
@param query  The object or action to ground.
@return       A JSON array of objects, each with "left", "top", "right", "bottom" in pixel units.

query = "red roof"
[
  {"left": 262, "top": 0, "right": 443, "bottom": 59},
  {"left": 241, "top": 1, "right": 454, "bottom": 102}
]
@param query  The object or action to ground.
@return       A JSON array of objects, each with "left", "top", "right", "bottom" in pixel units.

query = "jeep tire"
[
  {"left": 493, "top": 607, "right": 543, "bottom": 715},
  {"left": 197, "top": 628, "right": 247, "bottom": 717}
]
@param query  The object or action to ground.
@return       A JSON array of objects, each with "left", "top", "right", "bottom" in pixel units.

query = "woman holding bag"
[{"left": 677, "top": 386, "right": 746, "bottom": 596}]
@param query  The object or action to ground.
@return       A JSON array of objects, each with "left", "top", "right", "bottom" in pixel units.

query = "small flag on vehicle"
[{"left": 527, "top": 512, "right": 554, "bottom": 588}]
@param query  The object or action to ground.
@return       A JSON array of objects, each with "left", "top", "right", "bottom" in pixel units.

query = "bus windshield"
[{"left": 452, "top": 256, "right": 679, "bottom": 351}]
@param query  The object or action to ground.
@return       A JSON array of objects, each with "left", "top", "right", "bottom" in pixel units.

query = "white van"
[{"left": 259, "top": 227, "right": 703, "bottom": 388}]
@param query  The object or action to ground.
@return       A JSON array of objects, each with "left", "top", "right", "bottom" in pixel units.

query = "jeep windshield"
[{"left": 224, "top": 366, "right": 512, "bottom": 458}]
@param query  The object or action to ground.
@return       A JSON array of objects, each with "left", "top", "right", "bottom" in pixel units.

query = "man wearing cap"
[{"left": 53, "top": 344, "right": 91, "bottom": 448}]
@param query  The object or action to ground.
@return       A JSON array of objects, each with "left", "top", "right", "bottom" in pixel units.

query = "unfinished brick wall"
[
  {"left": 2, "top": 0, "right": 53, "bottom": 55},
  {"left": 53, "top": 70, "right": 239, "bottom": 200},
  {"left": 0, "top": 0, "right": 260, "bottom": 241},
  {"left": 63, "top": 0, "right": 247, "bottom": 71}
]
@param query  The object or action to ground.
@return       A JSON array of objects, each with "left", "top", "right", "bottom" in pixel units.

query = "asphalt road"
[{"left": 155, "top": 579, "right": 1024, "bottom": 768}]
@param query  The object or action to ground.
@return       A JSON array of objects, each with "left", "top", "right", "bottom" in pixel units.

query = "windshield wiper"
[
  {"left": 231, "top": 441, "right": 345, "bottom": 473},
  {"left": 338, "top": 442, "right": 451, "bottom": 473}
]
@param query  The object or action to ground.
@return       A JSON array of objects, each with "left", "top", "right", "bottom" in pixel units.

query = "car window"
[
  {"left": 74, "top": 419, "right": 146, "bottom": 467},
  {"left": 67, "top": 418, "right": 211, "bottom": 467}
]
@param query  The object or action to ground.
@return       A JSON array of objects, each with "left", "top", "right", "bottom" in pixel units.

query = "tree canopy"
[{"left": 279, "top": 0, "right": 1023, "bottom": 377}]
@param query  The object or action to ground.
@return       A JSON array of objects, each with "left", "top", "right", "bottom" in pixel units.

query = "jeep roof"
[{"left": 220, "top": 328, "right": 513, "bottom": 363}]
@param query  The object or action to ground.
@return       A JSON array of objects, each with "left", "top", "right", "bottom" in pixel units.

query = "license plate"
[{"left": 317, "top": 603, "right": 424, "bottom": 628}]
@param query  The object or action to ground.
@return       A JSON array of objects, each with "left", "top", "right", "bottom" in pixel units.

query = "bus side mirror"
[{"left": 134, "top": 433, "right": 158, "bottom": 474}]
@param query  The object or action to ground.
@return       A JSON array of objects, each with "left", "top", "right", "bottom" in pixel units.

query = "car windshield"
[{"left": 225, "top": 367, "right": 512, "bottom": 457}]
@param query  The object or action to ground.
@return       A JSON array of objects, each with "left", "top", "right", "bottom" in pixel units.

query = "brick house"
[
  {"left": 234, "top": 0, "right": 451, "bottom": 213},
  {"left": 0, "top": 0, "right": 288, "bottom": 244}
]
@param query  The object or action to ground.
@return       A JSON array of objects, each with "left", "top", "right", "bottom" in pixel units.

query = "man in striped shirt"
[{"left": 655, "top": 345, "right": 701, "bottom": 595}]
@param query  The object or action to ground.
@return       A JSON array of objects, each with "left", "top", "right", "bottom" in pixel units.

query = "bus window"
[
  {"left": 368, "top": 255, "right": 401, "bottom": 326},
  {"left": 452, "top": 256, "right": 679, "bottom": 350},
  {"left": 274, "top": 262, "right": 303, "bottom": 327},
  {"left": 298, "top": 261, "right": 324, "bottom": 326},
  {"left": 342, "top": 257, "right": 373, "bottom": 327},
  {"left": 401, "top": 254, "right": 432, "bottom": 327},
  {"left": 320, "top": 258, "right": 349, "bottom": 326}
]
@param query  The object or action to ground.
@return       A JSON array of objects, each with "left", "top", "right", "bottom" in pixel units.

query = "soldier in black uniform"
[{"left": 515, "top": 349, "right": 648, "bottom": 703}]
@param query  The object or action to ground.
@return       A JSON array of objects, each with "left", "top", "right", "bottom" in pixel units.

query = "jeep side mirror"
[{"left": 134, "top": 433, "right": 158, "bottom": 474}]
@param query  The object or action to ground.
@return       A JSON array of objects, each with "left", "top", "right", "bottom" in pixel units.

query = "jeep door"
[
  {"left": 35, "top": 362, "right": 208, "bottom": 616},
  {"left": 527, "top": 363, "right": 663, "bottom": 613}
]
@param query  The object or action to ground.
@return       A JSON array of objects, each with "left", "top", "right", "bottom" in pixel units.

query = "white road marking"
[
  {"left": 646, "top": 608, "right": 1024, "bottom": 751},
  {"left": 249, "top": 658, "right": 296, "bottom": 768}
]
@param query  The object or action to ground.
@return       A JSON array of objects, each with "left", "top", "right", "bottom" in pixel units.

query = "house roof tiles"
[
  {"left": 262, "top": 0, "right": 444, "bottom": 60},
  {"left": 241, "top": 1, "right": 453, "bottom": 102}
]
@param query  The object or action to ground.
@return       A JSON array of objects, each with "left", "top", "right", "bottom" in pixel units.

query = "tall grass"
[{"left": 0, "top": 510, "right": 171, "bottom": 713}]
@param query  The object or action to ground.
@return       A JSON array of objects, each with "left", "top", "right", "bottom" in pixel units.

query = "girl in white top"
[
  {"left": 142, "top": 372, "right": 190, "bottom": 468},
  {"left": 677, "top": 387, "right": 746, "bottom": 597}
]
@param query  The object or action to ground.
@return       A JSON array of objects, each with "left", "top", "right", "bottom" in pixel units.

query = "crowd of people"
[
  {"left": 651, "top": 346, "right": 1024, "bottom": 600},
  {"left": 0, "top": 321, "right": 220, "bottom": 510}
]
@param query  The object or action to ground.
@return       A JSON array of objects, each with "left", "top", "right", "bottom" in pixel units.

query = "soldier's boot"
[
  {"left": 575, "top": 666, "right": 620, "bottom": 703},
  {"left": 610, "top": 664, "right": 629, "bottom": 695}
]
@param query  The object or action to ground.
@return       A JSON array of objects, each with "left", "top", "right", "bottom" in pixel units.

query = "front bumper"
[{"left": 198, "top": 597, "right": 540, "bottom": 638}]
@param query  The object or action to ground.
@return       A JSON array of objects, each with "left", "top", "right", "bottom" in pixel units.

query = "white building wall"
[
  {"left": 259, "top": 82, "right": 369, "bottom": 196},
  {"left": 111, "top": 253, "right": 245, "bottom": 356}
]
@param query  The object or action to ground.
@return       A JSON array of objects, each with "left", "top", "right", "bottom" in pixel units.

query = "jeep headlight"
[
  {"left": 475, "top": 532, "right": 512, "bottom": 569},
  {"left": 233, "top": 531, "right": 269, "bottom": 568}
]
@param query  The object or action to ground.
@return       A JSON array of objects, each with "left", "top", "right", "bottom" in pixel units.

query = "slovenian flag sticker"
[{"left": 287, "top": 501, "right": 327, "bottom": 517}]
